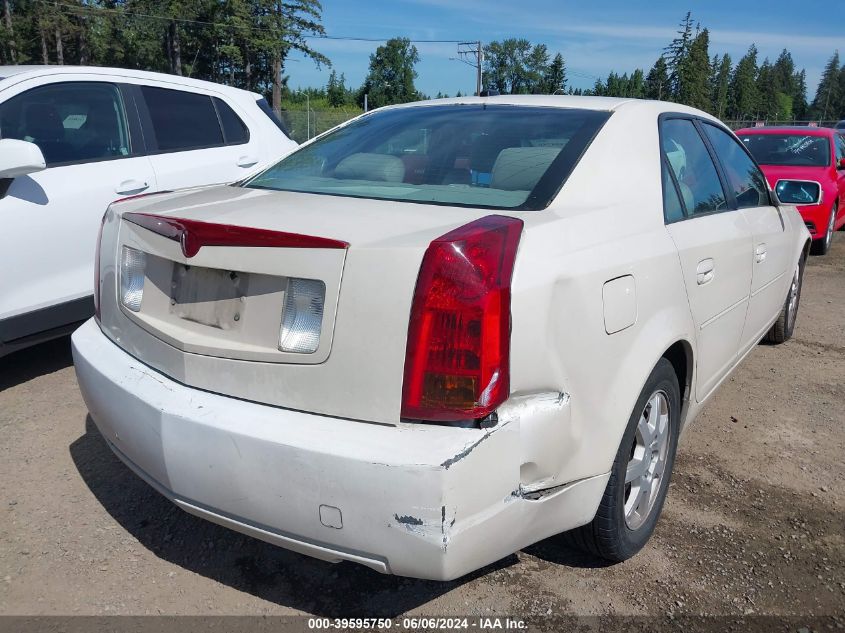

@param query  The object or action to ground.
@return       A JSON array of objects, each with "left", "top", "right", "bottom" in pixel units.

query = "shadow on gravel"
[
  {"left": 69, "top": 417, "right": 519, "bottom": 616},
  {"left": 0, "top": 336, "right": 73, "bottom": 391},
  {"left": 522, "top": 538, "right": 615, "bottom": 569}
]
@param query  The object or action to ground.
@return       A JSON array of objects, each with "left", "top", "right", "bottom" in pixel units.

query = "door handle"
[
  {"left": 237, "top": 155, "right": 259, "bottom": 168},
  {"left": 115, "top": 179, "right": 149, "bottom": 195},
  {"left": 696, "top": 258, "right": 715, "bottom": 285},
  {"left": 755, "top": 243, "right": 767, "bottom": 263}
]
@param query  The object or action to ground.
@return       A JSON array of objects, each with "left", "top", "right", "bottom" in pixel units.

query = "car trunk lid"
[{"left": 105, "top": 185, "right": 505, "bottom": 423}]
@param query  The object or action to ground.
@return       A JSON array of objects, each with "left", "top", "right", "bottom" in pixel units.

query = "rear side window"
[
  {"left": 702, "top": 123, "right": 769, "bottom": 209},
  {"left": 661, "top": 161, "right": 685, "bottom": 223},
  {"left": 256, "top": 97, "right": 290, "bottom": 136},
  {"left": 213, "top": 98, "right": 249, "bottom": 145},
  {"left": 661, "top": 118, "right": 726, "bottom": 216},
  {"left": 141, "top": 86, "right": 222, "bottom": 152}
]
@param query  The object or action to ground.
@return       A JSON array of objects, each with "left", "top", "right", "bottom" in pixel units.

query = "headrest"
[
  {"left": 334, "top": 153, "right": 405, "bottom": 182},
  {"left": 490, "top": 147, "right": 561, "bottom": 191},
  {"left": 664, "top": 139, "right": 687, "bottom": 179}
]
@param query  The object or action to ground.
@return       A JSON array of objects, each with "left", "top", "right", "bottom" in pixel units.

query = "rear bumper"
[{"left": 72, "top": 319, "right": 608, "bottom": 580}]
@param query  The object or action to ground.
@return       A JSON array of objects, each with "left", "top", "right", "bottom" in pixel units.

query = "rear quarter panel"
[{"left": 509, "top": 102, "right": 696, "bottom": 486}]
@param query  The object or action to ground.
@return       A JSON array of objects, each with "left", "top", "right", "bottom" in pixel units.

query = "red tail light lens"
[
  {"left": 401, "top": 215, "right": 523, "bottom": 422},
  {"left": 93, "top": 211, "right": 107, "bottom": 322}
]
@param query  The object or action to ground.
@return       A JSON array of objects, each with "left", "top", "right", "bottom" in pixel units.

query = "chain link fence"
[{"left": 278, "top": 109, "right": 361, "bottom": 144}]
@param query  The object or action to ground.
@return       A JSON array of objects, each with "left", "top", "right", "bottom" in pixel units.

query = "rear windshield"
[
  {"left": 244, "top": 105, "right": 610, "bottom": 210},
  {"left": 739, "top": 133, "right": 830, "bottom": 167}
]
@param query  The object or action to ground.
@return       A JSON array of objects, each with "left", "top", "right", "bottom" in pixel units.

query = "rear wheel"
[
  {"left": 564, "top": 358, "right": 680, "bottom": 562},
  {"left": 810, "top": 204, "right": 836, "bottom": 255},
  {"left": 765, "top": 256, "right": 804, "bottom": 344}
]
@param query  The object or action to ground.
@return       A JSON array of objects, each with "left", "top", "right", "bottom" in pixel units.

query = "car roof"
[
  {"left": 735, "top": 126, "right": 834, "bottom": 137},
  {"left": 376, "top": 94, "right": 719, "bottom": 118},
  {"left": 0, "top": 65, "right": 259, "bottom": 98}
]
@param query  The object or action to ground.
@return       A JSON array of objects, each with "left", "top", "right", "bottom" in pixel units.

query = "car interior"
[{"left": 0, "top": 84, "right": 130, "bottom": 165}]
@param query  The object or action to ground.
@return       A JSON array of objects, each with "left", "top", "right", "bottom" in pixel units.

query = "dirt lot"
[{"left": 1, "top": 239, "right": 843, "bottom": 625}]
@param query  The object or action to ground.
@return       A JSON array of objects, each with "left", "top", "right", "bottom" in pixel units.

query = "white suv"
[{"left": 0, "top": 65, "right": 296, "bottom": 357}]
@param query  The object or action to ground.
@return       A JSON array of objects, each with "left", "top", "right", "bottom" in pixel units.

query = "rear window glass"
[
  {"left": 256, "top": 97, "right": 290, "bottom": 136},
  {"left": 141, "top": 86, "right": 223, "bottom": 152},
  {"left": 740, "top": 133, "right": 830, "bottom": 167},
  {"left": 244, "top": 105, "right": 610, "bottom": 210},
  {"left": 213, "top": 97, "right": 249, "bottom": 145}
]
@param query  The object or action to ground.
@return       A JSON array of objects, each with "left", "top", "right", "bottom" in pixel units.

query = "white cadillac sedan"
[{"left": 72, "top": 96, "right": 810, "bottom": 581}]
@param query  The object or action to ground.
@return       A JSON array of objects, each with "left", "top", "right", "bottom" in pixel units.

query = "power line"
[
  {"left": 42, "top": 1, "right": 466, "bottom": 43},
  {"left": 44, "top": 0, "right": 603, "bottom": 83}
]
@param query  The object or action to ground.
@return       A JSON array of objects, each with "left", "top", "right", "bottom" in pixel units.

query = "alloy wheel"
[
  {"left": 624, "top": 390, "right": 671, "bottom": 530},
  {"left": 825, "top": 207, "right": 835, "bottom": 249}
]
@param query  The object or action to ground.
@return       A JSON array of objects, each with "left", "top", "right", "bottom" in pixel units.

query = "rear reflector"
[
  {"left": 401, "top": 215, "right": 523, "bottom": 423},
  {"left": 123, "top": 213, "right": 349, "bottom": 258},
  {"left": 279, "top": 278, "right": 326, "bottom": 354},
  {"left": 120, "top": 246, "right": 146, "bottom": 312}
]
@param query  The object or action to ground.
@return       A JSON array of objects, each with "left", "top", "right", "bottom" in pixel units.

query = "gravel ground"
[{"left": 1, "top": 237, "right": 843, "bottom": 624}]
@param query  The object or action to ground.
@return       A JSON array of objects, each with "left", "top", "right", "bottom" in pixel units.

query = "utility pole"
[{"left": 457, "top": 41, "right": 483, "bottom": 95}]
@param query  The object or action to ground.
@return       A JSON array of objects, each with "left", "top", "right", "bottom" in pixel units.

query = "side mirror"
[
  {"left": 774, "top": 179, "right": 822, "bottom": 206},
  {"left": 0, "top": 139, "right": 46, "bottom": 180},
  {"left": 838, "top": 157, "right": 845, "bottom": 170}
]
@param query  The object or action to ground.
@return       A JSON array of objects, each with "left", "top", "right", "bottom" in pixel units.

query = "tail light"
[
  {"left": 401, "top": 215, "right": 523, "bottom": 423},
  {"left": 93, "top": 211, "right": 107, "bottom": 322}
]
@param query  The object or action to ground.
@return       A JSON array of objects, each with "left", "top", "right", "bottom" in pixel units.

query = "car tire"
[
  {"left": 764, "top": 255, "right": 805, "bottom": 345},
  {"left": 810, "top": 204, "right": 836, "bottom": 255},
  {"left": 564, "top": 358, "right": 680, "bottom": 562}
]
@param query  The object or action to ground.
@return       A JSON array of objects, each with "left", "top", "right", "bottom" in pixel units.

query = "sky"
[{"left": 285, "top": 0, "right": 842, "bottom": 99}]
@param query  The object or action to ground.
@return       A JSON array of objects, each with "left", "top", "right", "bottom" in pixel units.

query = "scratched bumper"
[{"left": 72, "top": 319, "right": 608, "bottom": 580}]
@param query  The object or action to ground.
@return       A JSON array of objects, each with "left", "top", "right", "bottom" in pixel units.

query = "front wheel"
[
  {"left": 564, "top": 358, "right": 680, "bottom": 562},
  {"left": 764, "top": 256, "right": 804, "bottom": 344},
  {"left": 810, "top": 204, "right": 836, "bottom": 255}
]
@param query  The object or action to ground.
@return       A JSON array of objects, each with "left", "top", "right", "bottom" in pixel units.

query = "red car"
[{"left": 736, "top": 126, "right": 845, "bottom": 255}]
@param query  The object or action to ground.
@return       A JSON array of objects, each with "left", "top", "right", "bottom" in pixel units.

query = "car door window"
[
  {"left": 141, "top": 86, "right": 223, "bottom": 152},
  {"left": 836, "top": 134, "right": 845, "bottom": 165},
  {"left": 213, "top": 98, "right": 249, "bottom": 145},
  {"left": 661, "top": 118, "right": 727, "bottom": 216},
  {"left": 0, "top": 82, "right": 130, "bottom": 166},
  {"left": 662, "top": 161, "right": 685, "bottom": 223},
  {"left": 702, "top": 123, "right": 769, "bottom": 208}
]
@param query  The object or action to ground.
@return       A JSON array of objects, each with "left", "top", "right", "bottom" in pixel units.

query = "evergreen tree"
[
  {"left": 811, "top": 51, "right": 842, "bottom": 120},
  {"left": 792, "top": 70, "right": 809, "bottom": 120},
  {"left": 628, "top": 68, "right": 645, "bottom": 98},
  {"left": 838, "top": 63, "right": 845, "bottom": 119},
  {"left": 729, "top": 45, "right": 760, "bottom": 119},
  {"left": 664, "top": 11, "right": 695, "bottom": 100},
  {"left": 540, "top": 52, "right": 566, "bottom": 93},
  {"left": 326, "top": 70, "right": 348, "bottom": 107},
  {"left": 756, "top": 59, "right": 779, "bottom": 119},
  {"left": 677, "top": 28, "right": 710, "bottom": 110},
  {"left": 711, "top": 54, "right": 731, "bottom": 117},
  {"left": 645, "top": 57, "right": 669, "bottom": 100}
]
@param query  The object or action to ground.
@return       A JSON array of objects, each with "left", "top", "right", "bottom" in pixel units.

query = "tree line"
[
  {"left": 0, "top": 0, "right": 329, "bottom": 113},
  {"left": 1, "top": 4, "right": 843, "bottom": 122},
  {"left": 590, "top": 13, "right": 844, "bottom": 122}
]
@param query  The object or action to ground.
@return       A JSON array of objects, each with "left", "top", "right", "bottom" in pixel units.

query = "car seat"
[{"left": 22, "top": 103, "right": 71, "bottom": 164}]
